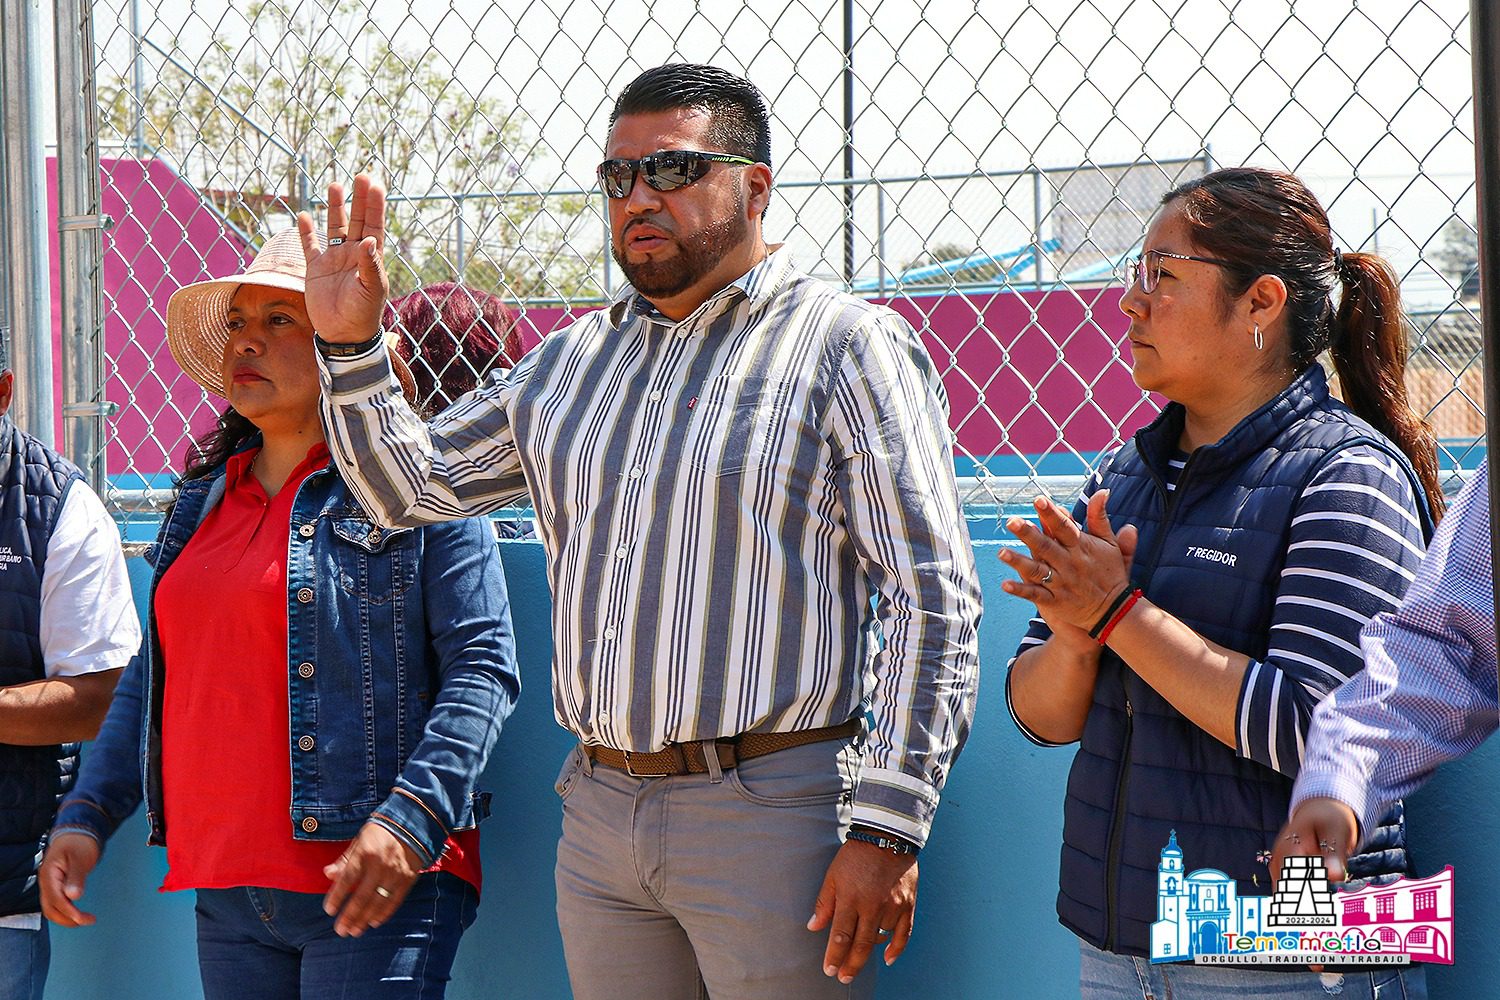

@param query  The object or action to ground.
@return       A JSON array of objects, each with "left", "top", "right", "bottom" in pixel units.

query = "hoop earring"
[{"left": 1253, "top": 323, "right": 1264, "bottom": 351}]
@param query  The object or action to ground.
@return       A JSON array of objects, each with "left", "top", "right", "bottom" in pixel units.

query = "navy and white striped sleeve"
[{"left": 1235, "top": 445, "right": 1428, "bottom": 778}]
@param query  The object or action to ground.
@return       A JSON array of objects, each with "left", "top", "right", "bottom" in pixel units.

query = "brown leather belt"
[{"left": 585, "top": 718, "right": 861, "bottom": 777}]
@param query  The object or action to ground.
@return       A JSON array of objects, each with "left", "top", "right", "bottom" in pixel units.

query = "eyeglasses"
[
  {"left": 1127, "top": 248, "right": 1236, "bottom": 293},
  {"left": 597, "top": 150, "right": 757, "bottom": 199}
]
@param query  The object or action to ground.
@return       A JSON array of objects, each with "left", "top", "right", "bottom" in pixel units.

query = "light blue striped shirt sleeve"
[{"left": 1291, "top": 461, "right": 1497, "bottom": 844}]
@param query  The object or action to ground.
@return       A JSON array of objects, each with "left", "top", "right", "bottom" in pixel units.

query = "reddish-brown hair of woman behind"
[
  {"left": 1163, "top": 167, "right": 1445, "bottom": 521},
  {"left": 387, "top": 282, "right": 522, "bottom": 416}
]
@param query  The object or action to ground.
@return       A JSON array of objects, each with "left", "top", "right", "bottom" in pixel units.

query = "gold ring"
[{"left": 374, "top": 885, "right": 392, "bottom": 898}]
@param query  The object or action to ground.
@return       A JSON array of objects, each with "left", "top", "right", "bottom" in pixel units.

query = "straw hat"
[{"left": 165, "top": 228, "right": 416, "bottom": 402}]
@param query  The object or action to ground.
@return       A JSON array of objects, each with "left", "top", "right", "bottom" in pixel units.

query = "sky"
[{"left": 75, "top": 0, "right": 1476, "bottom": 306}]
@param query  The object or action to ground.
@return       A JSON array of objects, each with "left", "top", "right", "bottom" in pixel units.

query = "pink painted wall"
[
  {"left": 48, "top": 157, "right": 248, "bottom": 478},
  {"left": 515, "top": 286, "right": 1155, "bottom": 463},
  {"left": 47, "top": 158, "right": 1152, "bottom": 477}
]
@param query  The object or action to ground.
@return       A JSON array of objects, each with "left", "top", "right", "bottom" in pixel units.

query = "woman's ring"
[
  {"left": 374, "top": 885, "right": 392, "bottom": 898},
  {"left": 1039, "top": 565, "right": 1055, "bottom": 585},
  {"left": 329, "top": 236, "right": 347, "bottom": 246}
]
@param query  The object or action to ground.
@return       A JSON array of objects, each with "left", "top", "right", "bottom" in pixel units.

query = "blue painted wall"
[{"left": 45, "top": 537, "right": 1497, "bottom": 999}]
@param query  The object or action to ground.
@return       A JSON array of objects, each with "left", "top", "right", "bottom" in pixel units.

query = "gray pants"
[{"left": 553, "top": 738, "right": 876, "bottom": 1000}]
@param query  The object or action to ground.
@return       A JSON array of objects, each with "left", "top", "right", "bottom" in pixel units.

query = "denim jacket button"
[
  {"left": 297, "top": 662, "right": 315, "bottom": 679},
  {"left": 298, "top": 523, "right": 315, "bottom": 538},
  {"left": 300, "top": 816, "right": 319, "bottom": 833},
  {"left": 298, "top": 734, "right": 316, "bottom": 752},
  {"left": 296, "top": 587, "right": 314, "bottom": 604},
  {"left": 367, "top": 529, "right": 381, "bottom": 544}
]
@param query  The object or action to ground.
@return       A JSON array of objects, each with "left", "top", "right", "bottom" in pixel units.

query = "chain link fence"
[{"left": 74, "top": 0, "right": 1483, "bottom": 515}]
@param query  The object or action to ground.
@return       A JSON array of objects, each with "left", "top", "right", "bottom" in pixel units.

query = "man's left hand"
[
  {"left": 807, "top": 839, "right": 918, "bottom": 984},
  {"left": 296, "top": 173, "right": 389, "bottom": 345},
  {"left": 322, "top": 821, "right": 424, "bottom": 937}
]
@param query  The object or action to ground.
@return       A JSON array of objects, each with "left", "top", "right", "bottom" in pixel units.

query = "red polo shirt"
[{"left": 156, "top": 443, "right": 480, "bottom": 894}]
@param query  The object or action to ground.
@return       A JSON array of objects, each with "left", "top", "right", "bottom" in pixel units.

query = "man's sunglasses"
[{"left": 597, "top": 150, "right": 757, "bottom": 199}]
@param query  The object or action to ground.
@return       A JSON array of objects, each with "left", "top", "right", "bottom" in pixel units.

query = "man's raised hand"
[{"left": 296, "top": 173, "right": 389, "bottom": 344}]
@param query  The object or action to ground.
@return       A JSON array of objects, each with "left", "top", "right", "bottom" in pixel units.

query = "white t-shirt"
[
  {"left": 1, "top": 481, "right": 141, "bottom": 930},
  {"left": 37, "top": 483, "right": 142, "bottom": 679}
]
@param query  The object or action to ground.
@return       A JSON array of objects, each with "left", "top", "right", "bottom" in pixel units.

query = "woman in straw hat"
[{"left": 35, "top": 226, "right": 520, "bottom": 999}]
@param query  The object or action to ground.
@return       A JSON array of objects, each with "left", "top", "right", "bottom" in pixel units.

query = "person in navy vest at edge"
[
  {"left": 307, "top": 64, "right": 981, "bottom": 999},
  {"left": 35, "top": 230, "right": 519, "bottom": 999},
  {"left": 0, "top": 350, "right": 140, "bottom": 1000},
  {"left": 1002, "top": 168, "right": 1446, "bottom": 999}
]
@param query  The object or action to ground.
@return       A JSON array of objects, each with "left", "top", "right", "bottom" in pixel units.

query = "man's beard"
[{"left": 613, "top": 211, "right": 749, "bottom": 299}]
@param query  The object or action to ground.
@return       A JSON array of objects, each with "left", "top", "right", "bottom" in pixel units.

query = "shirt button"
[
  {"left": 615, "top": 546, "right": 627, "bottom": 559},
  {"left": 300, "top": 816, "right": 319, "bottom": 833},
  {"left": 297, "top": 524, "right": 315, "bottom": 538},
  {"left": 297, "top": 735, "right": 316, "bottom": 752},
  {"left": 599, "top": 712, "right": 611, "bottom": 726},
  {"left": 677, "top": 329, "right": 689, "bottom": 339},
  {"left": 296, "top": 587, "right": 314, "bottom": 604},
  {"left": 297, "top": 662, "right": 315, "bottom": 679},
  {"left": 629, "top": 467, "right": 642, "bottom": 479},
  {"left": 603, "top": 626, "right": 616, "bottom": 640},
  {"left": 649, "top": 390, "right": 663, "bottom": 402}
]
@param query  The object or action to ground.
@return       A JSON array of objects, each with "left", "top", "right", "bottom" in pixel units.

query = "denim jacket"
[{"left": 52, "top": 450, "right": 520, "bottom": 868}]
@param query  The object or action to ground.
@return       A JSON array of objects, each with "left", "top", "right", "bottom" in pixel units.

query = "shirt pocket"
[
  {"left": 329, "top": 515, "right": 417, "bottom": 606},
  {"left": 684, "top": 375, "right": 789, "bottom": 476}
]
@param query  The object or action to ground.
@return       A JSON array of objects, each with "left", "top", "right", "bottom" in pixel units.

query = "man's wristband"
[
  {"left": 846, "top": 826, "right": 920, "bottom": 856},
  {"left": 315, "top": 332, "right": 384, "bottom": 358}
]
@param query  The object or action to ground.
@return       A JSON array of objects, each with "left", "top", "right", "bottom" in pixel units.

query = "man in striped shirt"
[
  {"left": 302, "top": 64, "right": 981, "bottom": 998},
  {"left": 1276, "top": 461, "right": 1495, "bottom": 885}
]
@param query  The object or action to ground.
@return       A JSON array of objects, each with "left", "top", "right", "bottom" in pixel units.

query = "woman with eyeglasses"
[{"left": 1003, "top": 167, "right": 1443, "bottom": 999}]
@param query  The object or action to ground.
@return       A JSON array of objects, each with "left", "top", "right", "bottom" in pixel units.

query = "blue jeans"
[
  {"left": 0, "top": 921, "right": 47, "bottom": 1000},
  {"left": 194, "top": 873, "right": 477, "bottom": 1000},
  {"left": 1080, "top": 940, "right": 1426, "bottom": 999}
]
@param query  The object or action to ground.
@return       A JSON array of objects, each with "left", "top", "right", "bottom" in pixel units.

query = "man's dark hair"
[{"left": 610, "top": 64, "right": 772, "bottom": 169}]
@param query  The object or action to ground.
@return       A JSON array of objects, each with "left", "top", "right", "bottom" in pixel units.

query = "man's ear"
[
  {"left": 745, "top": 163, "right": 773, "bottom": 221},
  {"left": 0, "top": 371, "right": 15, "bottom": 418}
]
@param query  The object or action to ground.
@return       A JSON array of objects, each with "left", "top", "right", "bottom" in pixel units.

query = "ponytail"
[{"left": 1328, "top": 252, "right": 1446, "bottom": 522}]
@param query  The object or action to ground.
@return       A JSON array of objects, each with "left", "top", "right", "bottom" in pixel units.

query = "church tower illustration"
[
  {"left": 1159, "top": 829, "right": 1184, "bottom": 899},
  {"left": 1150, "top": 831, "right": 1266, "bottom": 961}
]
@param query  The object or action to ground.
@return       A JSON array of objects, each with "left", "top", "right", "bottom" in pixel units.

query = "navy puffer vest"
[
  {"left": 1057, "top": 365, "right": 1432, "bottom": 957},
  {"left": 0, "top": 415, "right": 83, "bottom": 916}
]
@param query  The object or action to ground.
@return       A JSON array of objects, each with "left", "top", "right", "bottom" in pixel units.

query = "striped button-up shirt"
[
  {"left": 317, "top": 248, "right": 982, "bottom": 843},
  {"left": 1292, "top": 461, "right": 1497, "bottom": 843}
]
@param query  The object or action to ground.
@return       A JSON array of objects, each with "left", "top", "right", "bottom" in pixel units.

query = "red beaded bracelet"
[{"left": 1095, "top": 588, "right": 1143, "bottom": 646}]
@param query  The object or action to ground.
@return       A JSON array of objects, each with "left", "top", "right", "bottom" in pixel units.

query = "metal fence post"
[
  {"left": 55, "top": 0, "right": 110, "bottom": 490},
  {"left": 1032, "top": 167, "right": 1044, "bottom": 290},
  {"left": 0, "top": 0, "right": 56, "bottom": 445},
  {"left": 841, "top": 0, "right": 855, "bottom": 286},
  {"left": 1467, "top": 0, "right": 1500, "bottom": 653}
]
